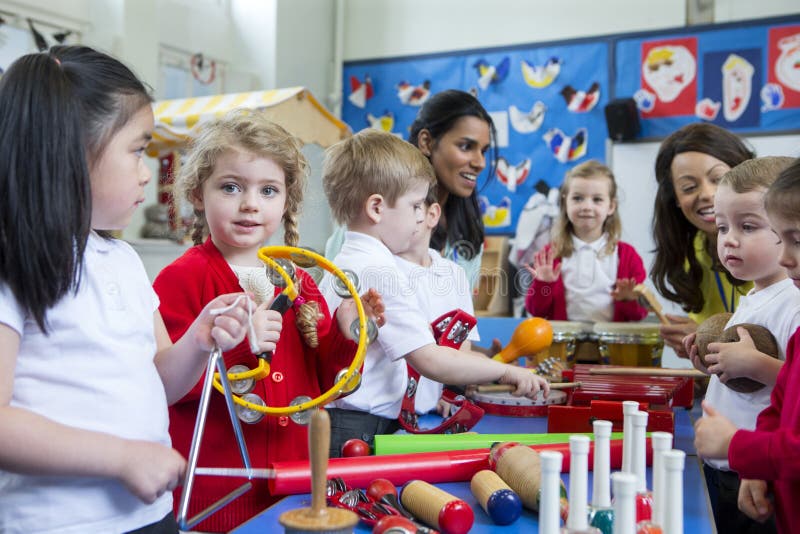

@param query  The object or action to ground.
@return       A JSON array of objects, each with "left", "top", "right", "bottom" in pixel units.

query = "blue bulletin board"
[
  {"left": 341, "top": 15, "right": 800, "bottom": 237},
  {"left": 342, "top": 40, "right": 610, "bottom": 235},
  {"left": 614, "top": 16, "right": 800, "bottom": 138}
]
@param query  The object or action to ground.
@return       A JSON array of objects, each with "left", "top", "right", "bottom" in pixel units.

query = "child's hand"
[
  {"left": 497, "top": 365, "right": 551, "bottom": 399},
  {"left": 738, "top": 479, "right": 774, "bottom": 523},
  {"left": 705, "top": 327, "right": 760, "bottom": 383},
  {"left": 337, "top": 288, "right": 385, "bottom": 341},
  {"left": 529, "top": 249, "right": 561, "bottom": 283},
  {"left": 117, "top": 440, "right": 186, "bottom": 504},
  {"left": 193, "top": 293, "right": 250, "bottom": 352},
  {"left": 436, "top": 397, "right": 453, "bottom": 417},
  {"left": 694, "top": 401, "right": 737, "bottom": 460},
  {"left": 660, "top": 315, "right": 698, "bottom": 358},
  {"left": 683, "top": 333, "right": 711, "bottom": 374},
  {"left": 251, "top": 302, "right": 283, "bottom": 354},
  {"left": 611, "top": 277, "right": 638, "bottom": 301}
]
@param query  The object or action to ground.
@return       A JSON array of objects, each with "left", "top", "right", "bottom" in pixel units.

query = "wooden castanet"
[
  {"left": 278, "top": 409, "right": 358, "bottom": 533},
  {"left": 400, "top": 480, "right": 473, "bottom": 534},
  {"left": 492, "top": 317, "right": 553, "bottom": 363}
]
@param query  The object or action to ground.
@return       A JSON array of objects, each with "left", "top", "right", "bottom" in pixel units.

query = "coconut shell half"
[{"left": 716, "top": 323, "right": 779, "bottom": 393}]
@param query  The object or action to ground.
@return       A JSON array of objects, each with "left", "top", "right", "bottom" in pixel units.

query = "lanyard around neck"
[{"left": 713, "top": 270, "right": 736, "bottom": 314}]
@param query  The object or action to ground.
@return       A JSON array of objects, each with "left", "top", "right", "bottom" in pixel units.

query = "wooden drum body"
[
  {"left": 539, "top": 321, "right": 595, "bottom": 367},
  {"left": 593, "top": 322, "right": 663, "bottom": 367}
]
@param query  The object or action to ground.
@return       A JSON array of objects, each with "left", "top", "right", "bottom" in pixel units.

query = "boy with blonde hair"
[{"left": 321, "top": 130, "right": 548, "bottom": 456}]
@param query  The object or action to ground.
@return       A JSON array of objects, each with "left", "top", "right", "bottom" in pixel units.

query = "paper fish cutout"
[
  {"left": 496, "top": 157, "right": 531, "bottom": 193},
  {"left": 695, "top": 98, "right": 721, "bottom": 121},
  {"left": 542, "top": 127, "right": 587, "bottom": 163},
  {"left": 521, "top": 57, "right": 562, "bottom": 88},
  {"left": 633, "top": 88, "right": 656, "bottom": 112},
  {"left": 348, "top": 75, "right": 374, "bottom": 108},
  {"left": 397, "top": 80, "right": 431, "bottom": 106},
  {"left": 560, "top": 82, "right": 600, "bottom": 113},
  {"left": 474, "top": 57, "right": 510, "bottom": 90},
  {"left": 761, "top": 83, "right": 784, "bottom": 112},
  {"left": 366, "top": 111, "right": 394, "bottom": 132},
  {"left": 479, "top": 195, "right": 512, "bottom": 228},
  {"left": 509, "top": 102, "right": 546, "bottom": 133}
]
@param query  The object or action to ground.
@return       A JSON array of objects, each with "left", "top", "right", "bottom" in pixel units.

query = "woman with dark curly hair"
[{"left": 651, "top": 123, "right": 754, "bottom": 357}]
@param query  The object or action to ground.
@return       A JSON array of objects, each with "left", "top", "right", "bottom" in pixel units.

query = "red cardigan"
[
  {"left": 524, "top": 241, "right": 648, "bottom": 321},
  {"left": 729, "top": 327, "right": 800, "bottom": 534},
  {"left": 153, "top": 239, "right": 356, "bottom": 532}
]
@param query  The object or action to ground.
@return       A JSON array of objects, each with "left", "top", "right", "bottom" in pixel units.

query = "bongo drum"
[
  {"left": 466, "top": 390, "right": 567, "bottom": 417},
  {"left": 542, "top": 321, "right": 595, "bottom": 367},
  {"left": 593, "top": 322, "right": 664, "bottom": 367}
]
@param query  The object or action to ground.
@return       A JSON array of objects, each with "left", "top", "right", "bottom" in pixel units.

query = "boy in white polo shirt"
[
  {"left": 687, "top": 156, "right": 800, "bottom": 534},
  {"left": 320, "top": 129, "right": 548, "bottom": 456}
]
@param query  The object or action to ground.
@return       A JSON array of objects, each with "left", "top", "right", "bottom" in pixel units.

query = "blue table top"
[{"left": 232, "top": 407, "right": 714, "bottom": 533}]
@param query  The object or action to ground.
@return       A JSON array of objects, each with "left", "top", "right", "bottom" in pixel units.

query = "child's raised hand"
[
  {"left": 337, "top": 288, "right": 386, "bottom": 341},
  {"left": 116, "top": 439, "right": 186, "bottom": 504},
  {"left": 192, "top": 293, "right": 250, "bottom": 352},
  {"left": 738, "top": 479, "right": 774, "bottom": 523},
  {"left": 497, "top": 365, "right": 551, "bottom": 399},
  {"left": 529, "top": 248, "right": 561, "bottom": 283},
  {"left": 251, "top": 301, "right": 283, "bottom": 354},
  {"left": 611, "top": 277, "right": 638, "bottom": 301},
  {"left": 705, "top": 327, "right": 760, "bottom": 383},
  {"left": 693, "top": 401, "right": 737, "bottom": 460}
]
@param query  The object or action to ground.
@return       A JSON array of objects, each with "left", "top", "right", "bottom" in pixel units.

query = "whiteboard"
[{"left": 609, "top": 133, "right": 800, "bottom": 367}]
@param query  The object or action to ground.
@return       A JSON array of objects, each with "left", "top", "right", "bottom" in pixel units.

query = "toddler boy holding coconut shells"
[{"left": 689, "top": 156, "right": 800, "bottom": 534}]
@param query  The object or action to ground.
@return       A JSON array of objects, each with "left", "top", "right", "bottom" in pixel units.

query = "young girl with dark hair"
[{"left": 0, "top": 46, "right": 249, "bottom": 533}]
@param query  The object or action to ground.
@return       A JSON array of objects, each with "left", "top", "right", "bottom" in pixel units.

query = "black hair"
[
  {"left": 408, "top": 89, "right": 497, "bottom": 260},
  {"left": 650, "top": 123, "right": 754, "bottom": 313},
  {"left": 0, "top": 45, "right": 151, "bottom": 332}
]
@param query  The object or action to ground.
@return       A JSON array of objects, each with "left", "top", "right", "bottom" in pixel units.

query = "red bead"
[{"left": 438, "top": 499, "right": 474, "bottom": 534}]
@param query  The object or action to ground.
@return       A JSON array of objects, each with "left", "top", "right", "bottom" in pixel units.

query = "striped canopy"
[{"left": 146, "top": 87, "right": 350, "bottom": 157}]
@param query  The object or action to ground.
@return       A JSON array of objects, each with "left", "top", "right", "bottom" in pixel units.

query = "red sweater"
[
  {"left": 729, "top": 327, "right": 800, "bottom": 534},
  {"left": 524, "top": 241, "right": 647, "bottom": 321},
  {"left": 153, "top": 239, "right": 356, "bottom": 532}
]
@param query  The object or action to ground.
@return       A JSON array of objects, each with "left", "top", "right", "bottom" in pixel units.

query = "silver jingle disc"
[
  {"left": 306, "top": 266, "right": 325, "bottom": 285},
  {"left": 289, "top": 396, "right": 314, "bottom": 425},
  {"left": 290, "top": 248, "right": 319, "bottom": 268},
  {"left": 265, "top": 258, "right": 296, "bottom": 287},
  {"left": 349, "top": 318, "right": 378, "bottom": 344},
  {"left": 333, "top": 269, "right": 359, "bottom": 298},
  {"left": 228, "top": 364, "right": 255, "bottom": 395},
  {"left": 235, "top": 393, "right": 266, "bottom": 424},
  {"left": 334, "top": 367, "right": 362, "bottom": 396}
]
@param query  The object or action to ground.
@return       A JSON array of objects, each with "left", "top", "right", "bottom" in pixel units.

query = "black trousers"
[
  {"left": 703, "top": 464, "right": 777, "bottom": 534},
  {"left": 125, "top": 512, "right": 179, "bottom": 534},
  {"left": 327, "top": 407, "right": 400, "bottom": 458}
]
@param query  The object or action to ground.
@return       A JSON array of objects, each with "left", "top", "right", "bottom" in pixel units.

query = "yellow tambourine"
[{"left": 211, "top": 245, "right": 367, "bottom": 418}]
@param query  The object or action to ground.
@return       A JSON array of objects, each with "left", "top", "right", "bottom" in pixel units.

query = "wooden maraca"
[
  {"left": 492, "top": 317, "right": 553, "bottom": 363},
  {"left": 279, "top": 409, "right": 358, "bottom": 534}
]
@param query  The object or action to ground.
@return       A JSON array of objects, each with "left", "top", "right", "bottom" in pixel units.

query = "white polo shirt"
[
  {"left": 704, "top": 277, "right": 800, "bottom": 471},
  {"left": 396, "top": 249, "right": 480, "bottom": 413},
  {"left": 320, "top": 232, "right": 435, "bottom": 418},
  {"left": 0, "top": 233, "right": 172, "bottom": 533},
  {"left": 561, "top": 234, "right": 617, "bottom": 322}
]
